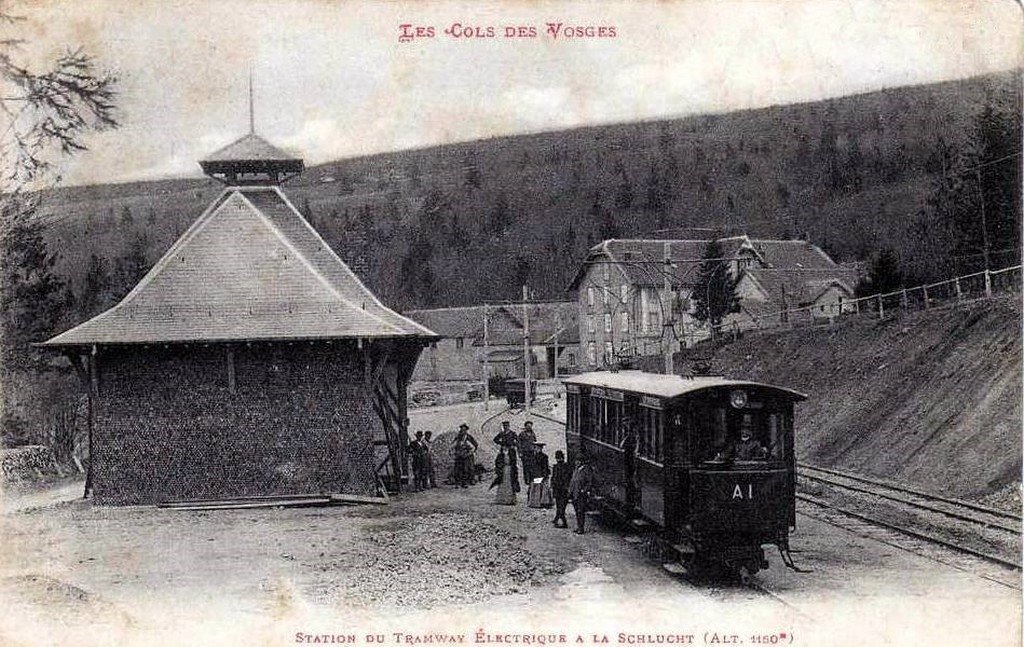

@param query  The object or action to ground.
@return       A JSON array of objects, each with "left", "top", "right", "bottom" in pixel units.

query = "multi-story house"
[{"left": 568, "top": 236, "right": 858, "bottom": 368}]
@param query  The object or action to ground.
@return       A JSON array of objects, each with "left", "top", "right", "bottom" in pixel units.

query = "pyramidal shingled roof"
[
  {"left": 42, "top": 186, "right": 437, "bottom": 346},
  {"left": 201, "top": 133, "right": 300, "bottom": 162}
]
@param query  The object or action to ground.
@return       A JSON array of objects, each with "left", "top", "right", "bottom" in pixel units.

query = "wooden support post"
[
  {"left": 901, "top": 289, "right": 908, "bottom": 310},
  {"left": 226, "top": 346, "right": 236, "bottom": 394},
  {"left": 877, "top": 294, "right": 884, "bottom": 319},
  {"left": 86, "top": 346, "right": 98, "bottom": 498},
  {"left": 984, "top": 269, "right": 992, "bottom": 298},
  {"left": 854, "top": 298, "right": 860, "bottom": 315},
  {"left": 89, "top": 345, "right": 99, "bottom": 397},
  {"left": 923, "top": 285, "right": 929, "bottom": 309},
  {"left": 955, "top": 278, "right": 962, "bottom": 302}
]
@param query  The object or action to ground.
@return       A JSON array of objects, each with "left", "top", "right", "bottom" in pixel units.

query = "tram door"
[{"left": 663, "top": 403, "right": 690, "bottom": 532}]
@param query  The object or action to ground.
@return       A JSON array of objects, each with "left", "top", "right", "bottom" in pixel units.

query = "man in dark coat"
[
  {"left": 550, "top": 450, "right": 571, "bottom": 528},
  {"left": 452, "top": 424, "right": 479, "bottom": 488},
  {"left": 409, "top": 431, "right": 428, "bottom": 491},
  {"left": 423, "top": 430, "right": 437, "bottom": 488},
  {"left": 568, "top": 451, "right": 596, "bottom": 534},
  {"left": 492, "top": 420, "right": 520, "bottom": 493},
  {"left": 518, "top": 421, "right": 538, "bottom": 484}
]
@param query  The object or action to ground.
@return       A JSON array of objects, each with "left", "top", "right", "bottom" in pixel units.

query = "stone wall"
[{"left": 92, "top": 343, "right": 380, "bottom": 504}]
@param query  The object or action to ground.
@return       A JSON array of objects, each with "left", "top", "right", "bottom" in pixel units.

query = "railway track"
[
  {"left": 797, "top": 462, "right": 1021, "bottom": 534},
  {"left": 796, "top": 493, "right": 1021, "bottom": 572}
]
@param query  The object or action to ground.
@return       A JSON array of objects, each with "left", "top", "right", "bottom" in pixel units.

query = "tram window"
[
  {"left": 636, "top": 408, "right": 663, "bottom": 462},
  {"left": 607, "top": 400, "right": 621, "bottom": 445},
  {"left": 588, "top": 397, "right": 601, "bottom": 439},
  {"left": 638, "top": 410, "right": 650, "bottom": 457},
  {"left": 696, "top": 405, "right": 780, "bottom": 465},
  {"left": 767, "top": 413, "right": 784, "bottom": 459}
]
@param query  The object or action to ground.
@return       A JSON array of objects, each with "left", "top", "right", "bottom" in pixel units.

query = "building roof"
[
  {"left": 562, "top": 370, "right": 807, "bottom": 401},
  {"left": 475, "top": 302, "right": 580, "bottom": 346},
  {"left": 200, "top": 133, "right": 300, "bottom": 163},
  {"left": 567, "top": 236, "right": 843, "bottom": 290},
  {"left": 743, "top": 267, "right": 858, "bottom": 306},
  {"left": 199, "top": 133, "right": 304, "bottom": 185},
  {"left": 42, "top": 186, "right": 437, "bottom": 347},
  {"left": 405, "top": 306, "right": 485, "bottom": 339},
  {"left": 405, "top": 302, "right": 580, "bottom": 346}
]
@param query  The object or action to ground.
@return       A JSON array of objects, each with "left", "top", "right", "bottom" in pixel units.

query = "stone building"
[
  {"left": 568, "top": 236, "right": 857, "bottom": 368},
  {"left": 41, "top": 131, "right": 436, "bottom": 504},
  {"left": 405, "top": 302, "right": 579, "bottom": 383}
]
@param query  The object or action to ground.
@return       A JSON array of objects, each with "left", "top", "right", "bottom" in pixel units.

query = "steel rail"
[
  {"left": 798, "top": 462, "right": 1021, "bottom": 523},
  {"left": 796, "top": 493, "right": 1022, "bottom": 572},
  {"left": 797, "top": 470, "right": 1021, "bottom": 534}
]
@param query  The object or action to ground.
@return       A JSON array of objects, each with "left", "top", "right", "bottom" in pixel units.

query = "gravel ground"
[
  {"left": 978, "top": 483, "right": 1023, "bottom": 514},
  {"left": 315, "top": 512, "right": 566, "bottom": 609}
]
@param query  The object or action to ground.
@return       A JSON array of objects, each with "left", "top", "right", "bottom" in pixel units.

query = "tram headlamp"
[{"left": 730, "top": 389, "right": 748, "bottom": 409}]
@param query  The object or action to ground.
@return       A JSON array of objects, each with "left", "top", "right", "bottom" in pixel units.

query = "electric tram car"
[{"left": 563, "top": 370, "right": 807, "bottom": 578}]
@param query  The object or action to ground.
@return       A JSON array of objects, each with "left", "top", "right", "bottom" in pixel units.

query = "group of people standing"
[
  {"left": 409, "top": 424, "right": 481, "bottom": 490},
  {"left": 408, "top": 418, "right": 598, "bottom": 534},
  {"left": 489, "top": 419, "right": 596, "bottom": 534},
  {"left": 407, "top": 430, "right": 438, "bottom": 491}
]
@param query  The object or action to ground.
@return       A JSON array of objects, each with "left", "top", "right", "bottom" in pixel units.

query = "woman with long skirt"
[{"left": 491, "top": 448, "right": 517, "bottom": 505}]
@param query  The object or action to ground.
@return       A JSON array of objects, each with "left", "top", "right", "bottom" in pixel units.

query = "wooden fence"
[{"left": 708, "top": 264, "right": 1022, "bottom": 341}]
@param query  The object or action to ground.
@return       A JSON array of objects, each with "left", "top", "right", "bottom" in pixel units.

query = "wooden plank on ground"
[
  {"left": 159, "top": 497, "right": 335, "bottom": 511},
  {"left": 329, "top": 493, "right": 389, "bottom": 505},
  {"left": 159, "top": 493, "right": 332, "bottom": 507}
]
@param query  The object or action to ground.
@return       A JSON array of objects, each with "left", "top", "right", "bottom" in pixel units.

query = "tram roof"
[{"left": 562, "top": 371, "right": 807, "bottom": 401}]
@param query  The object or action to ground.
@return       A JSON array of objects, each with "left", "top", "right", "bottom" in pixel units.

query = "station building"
[{"left": 41, "top": 131, "right": 437, "bottom": 504}]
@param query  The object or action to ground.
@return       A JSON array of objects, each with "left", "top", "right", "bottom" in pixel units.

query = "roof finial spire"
[{"left": 248, "top": 68, "right": 255, "bottom": 134}]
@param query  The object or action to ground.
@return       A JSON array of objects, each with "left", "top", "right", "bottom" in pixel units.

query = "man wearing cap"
[
  {"left": 493, "top": 420, "right": 520, "bottom": 495},
  {"left": 452, "top": 423, "right": 479, "bottom": 488},
  {"left": 550, "top": 450, "right": 571, "bottom": 527},
  {"left": 409, "top": 431, "right": 428, "bottom": 491},
  {"left": 518, "top": 421, "right": 538, "bottom": 485},
  {"left": 568, "top": 451, "right": 596, "bottom": 534}
]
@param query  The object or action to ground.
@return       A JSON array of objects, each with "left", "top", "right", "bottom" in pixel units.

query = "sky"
[{"left": 7, "top": 0, "right": 1023, "bottom": 186}]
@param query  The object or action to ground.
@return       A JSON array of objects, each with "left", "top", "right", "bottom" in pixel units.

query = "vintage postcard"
[{"left": 1, "top": 1, "right": 1021, "bottom": 646}]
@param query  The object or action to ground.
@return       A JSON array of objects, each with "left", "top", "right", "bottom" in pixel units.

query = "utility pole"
[
  {"left": 523, "top": 286, "right": 531, "bottom": 417},
  {"left": 976, "top": 167, "right": 991, "bottom": 271},
  {"left": 663, "top": 242, "right": 674, "bottom": 375},
  {"left": 553, "top": 311, "right": 560, "bottom": 382},
  {"left": 483, "top": 302, "right": 489, "bottom": 411}
]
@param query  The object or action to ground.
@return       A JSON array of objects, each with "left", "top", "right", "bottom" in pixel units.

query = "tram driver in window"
[{"left": 734, "top": 414, "right": 768, "bottom": 461}]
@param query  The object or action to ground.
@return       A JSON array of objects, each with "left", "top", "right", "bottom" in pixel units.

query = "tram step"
[
  {"left": 672, "top": 543, "right": 696, "bottom": 555},
  {"left": 661, "top": 562, "right": 688, "bottom": 575}
]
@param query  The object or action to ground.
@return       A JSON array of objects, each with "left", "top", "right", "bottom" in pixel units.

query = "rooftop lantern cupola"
[{"left": 198, "top": 77, "right": 304, "bottom": 185}]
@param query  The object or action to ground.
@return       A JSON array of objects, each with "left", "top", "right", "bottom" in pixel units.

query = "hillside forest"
[{"left": 3, "top": 70, "right": 1022, "bottom": 444}]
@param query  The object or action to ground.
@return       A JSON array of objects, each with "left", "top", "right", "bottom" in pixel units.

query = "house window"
[
  {"left": 603, "top": 261, "right": 610, "bottom": 282},
  {"left": 587, "top": 287, "right": 595, "bottom": 309},
  {"left": 455, "top": 338, "right": 464, "bottom": 349},
  {"left": 603, "top": 285, "right": 610, "bottom": 306},
  {"left": 641, "top": 287, "right": 662, "bottom": 334},
  {"left": 588, "top": 315, "right": 596, "bottom": 336},
  {"left": 621, "top": 312, "right": 629, "bottom": 332},
  {"left": 567, "top": 352, "right": 576, "bottom": 366},
  {"left": 588, "top": 342, "right": 597, "bottom": 365},
  {"left": 604, "top": 314, "right": 612, "bottom": 333},
  {"left": 620, "top": 285, "right": 629, "bottom": 303},
  {"left": 605, "top": 341, "right": 614, "bottom": 363}
]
